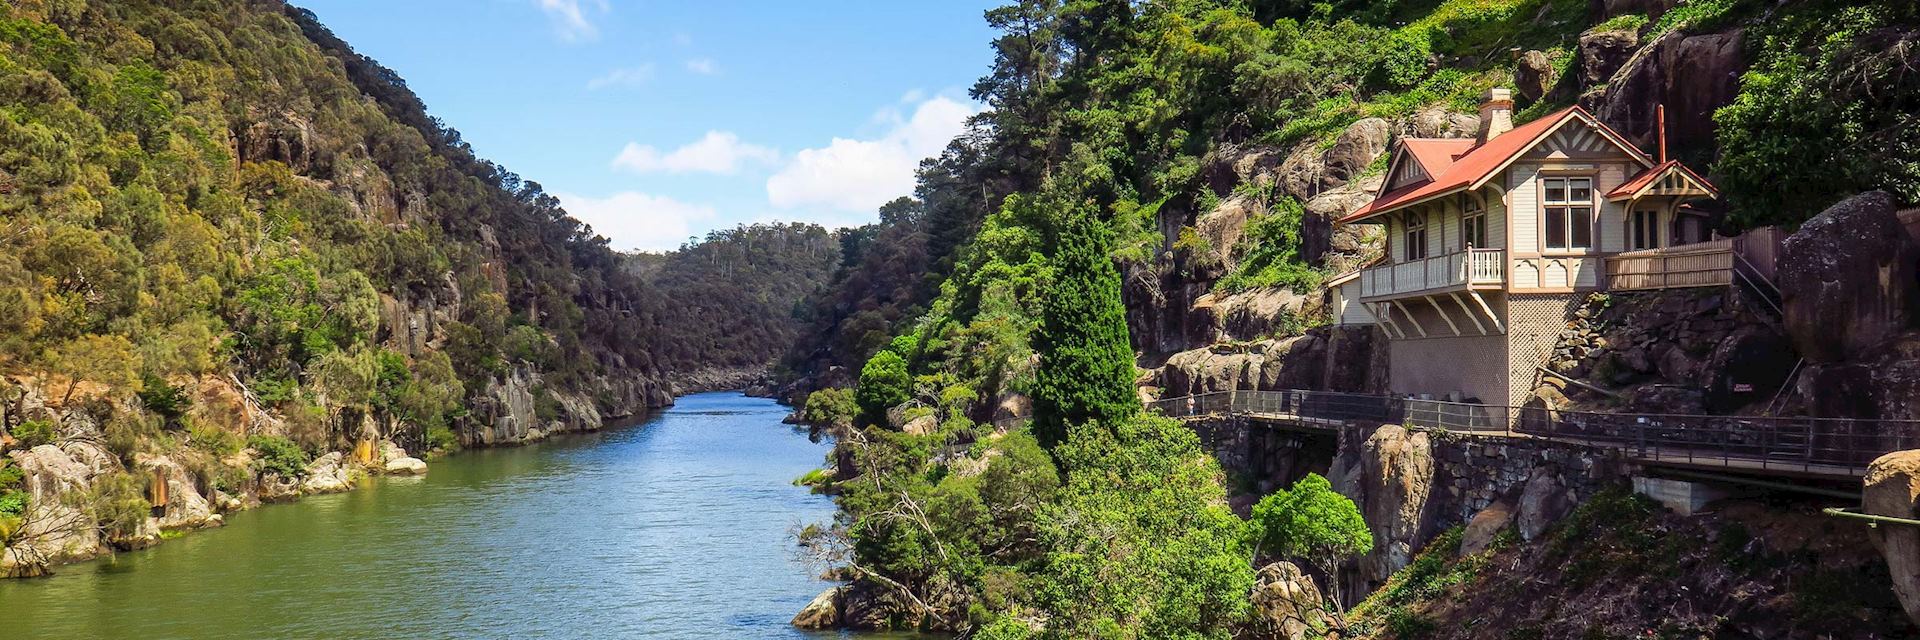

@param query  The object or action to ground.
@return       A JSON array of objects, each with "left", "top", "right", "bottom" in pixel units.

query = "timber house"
[{"left": 1330, "top": 88, "right": 1720, "bottom": 410}]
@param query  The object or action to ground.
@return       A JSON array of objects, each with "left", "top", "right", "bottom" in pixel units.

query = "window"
[
  {"left": 1543, "top": 177, "right": 1593, "bottom": 250},
  {"left": 1461, "top": 193, "right": 1487, "bottom": 249},
  {"left": 1631, "top": 210, "right": 1660, "bottom": 250},
  {"left": 1404, "top": 212, "right": 1428, "bottom": 260}
]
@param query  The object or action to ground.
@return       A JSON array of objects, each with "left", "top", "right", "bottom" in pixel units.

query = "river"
[{"left": 0, "top": 392, "right": 888, "bottom": 639}]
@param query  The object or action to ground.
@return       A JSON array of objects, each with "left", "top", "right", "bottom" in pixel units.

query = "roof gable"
[{"left": 1341, "top": 107, "right": 1657, "bottom": 224}]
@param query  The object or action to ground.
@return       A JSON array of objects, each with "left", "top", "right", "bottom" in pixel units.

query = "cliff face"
[{"left": 0, "top": 1, "right": 825, "bottom": 577}]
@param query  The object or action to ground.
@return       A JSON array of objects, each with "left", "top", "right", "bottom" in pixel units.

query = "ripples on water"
[{"left": 0, "top": 392, "right": 913, "bottom": 639}]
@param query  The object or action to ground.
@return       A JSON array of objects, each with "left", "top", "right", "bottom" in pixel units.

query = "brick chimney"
[{"left": 1477, "top": 87, "right": 1514, "bottom": 143}]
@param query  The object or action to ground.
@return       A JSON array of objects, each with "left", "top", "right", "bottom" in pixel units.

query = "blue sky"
[{"left": 298, "top": 0, "right": 1001, "bottom": 252}]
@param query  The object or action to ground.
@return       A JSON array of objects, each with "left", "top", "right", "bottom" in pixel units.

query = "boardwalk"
[{"left": 1151, "top": 389, "right": 1916, "bottom": 479}]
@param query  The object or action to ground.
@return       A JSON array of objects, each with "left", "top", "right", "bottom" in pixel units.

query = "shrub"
[
  {"left": 136, "top": 372, "right": 190, "bottom": 429},
  {"left": 247, "top": 434, "right": 310, "bottom": 479},
  {"left": 11, "top": 419, "right": 55, "bottom": 448},
  {"left": 85, "top": 470, "right": 150, "bottom": 540},
  {"left": 186, "top": 420, "right": 243, "bottom": 457},
  {"left": 801, "top": 387, "right": 859, "bottom": 428},
  {"left": 855, "top": 351, "right": 912, "bottom": 427},
  {"left": 1251, "top": 473, "right": 1373, "bottom": 607}
]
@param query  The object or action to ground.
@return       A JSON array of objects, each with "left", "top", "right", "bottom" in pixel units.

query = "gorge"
[{"left": 6, "top": 0, "right": 1920, "bottom": 639}]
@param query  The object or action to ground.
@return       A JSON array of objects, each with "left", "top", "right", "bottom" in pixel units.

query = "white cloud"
[
  {"left": 555, "top": 191, "right": 717, "bottom": 253},
  {"left": 587, "top": 64, "right": 656, "bottom": 90},
  {"left": 612, "top": 131, "right": 780, "bottom": 175},
  {"left": 766, "top": 95, "right": 978, "bottom": 212},
  {"left": 537, "top": 0, "right": 607, "bottom": 42},
  {"left": 685, "top": 58, "right": 719, "bottom": 75}
]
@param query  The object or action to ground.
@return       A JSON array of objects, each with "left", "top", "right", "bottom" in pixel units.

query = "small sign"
[{"left": 1733, "top": 383, "right": 1754, "bottom": 392}]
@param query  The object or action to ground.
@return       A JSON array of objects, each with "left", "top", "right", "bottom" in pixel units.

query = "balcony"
[{"left": 1360, "top": 248, "right": 1505, "bottom": 301}]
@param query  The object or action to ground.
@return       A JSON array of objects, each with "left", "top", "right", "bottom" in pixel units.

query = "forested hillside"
[
  {"left": 0, "top": 0, "right": 835, "bottom": 575},
  {"left": 786, "top": 0, "right": 1920, "bottom": 637}
]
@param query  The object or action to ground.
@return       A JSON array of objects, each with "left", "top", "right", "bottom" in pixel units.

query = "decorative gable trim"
[{"left": 1470, "top": 109, "right": 1653, "bottom": 190}]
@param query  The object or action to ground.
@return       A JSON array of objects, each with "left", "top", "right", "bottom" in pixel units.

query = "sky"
[{"left": 297, "top": 0, "right": 1002, "bottom": 252}]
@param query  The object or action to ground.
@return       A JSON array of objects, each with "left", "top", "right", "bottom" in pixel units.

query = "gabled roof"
[
  {"left": 1340, "top": 107, "right": 1655, "bottom": 224},
  {"left": 1400, "top": 138, "right": 1476, "bottom": 178},
  {"left": 1606, "top": 160, "right": 1718, "bottom": 200}
]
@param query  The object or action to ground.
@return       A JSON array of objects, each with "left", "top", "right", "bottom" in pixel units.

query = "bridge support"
[{"left": 1632, "top": 475, "right": 1736, "bottom": 516}]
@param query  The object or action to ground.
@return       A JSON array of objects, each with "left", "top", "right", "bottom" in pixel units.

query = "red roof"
[
  {"left": 1401, "top": 138, "right": 1476, "bottom": 177},
  {"left": 1340, "top": 107, "right": 1652, "bottom": 224},
  {"left": 1606, "top": 160, "right": 1718, "bottom": 199}
]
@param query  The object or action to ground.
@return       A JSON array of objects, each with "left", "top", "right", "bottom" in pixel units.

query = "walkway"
[{"left": 1150, "top": 389, "right": 1916, "bottom": 479}]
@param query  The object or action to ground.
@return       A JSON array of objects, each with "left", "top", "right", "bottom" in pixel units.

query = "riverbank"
[
  {"left": 0, "top": 372, "right": 765, "bottom": 580},
  {"left": 1, "top": 393, "right": 854, "bottom": 638}
]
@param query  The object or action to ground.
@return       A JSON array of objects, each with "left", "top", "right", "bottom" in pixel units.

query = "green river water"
[{"left": 0, "top": 392, "right": 894, "bottom": 639}]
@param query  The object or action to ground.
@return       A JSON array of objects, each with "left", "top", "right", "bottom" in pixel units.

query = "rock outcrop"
[
  {"left": 1335, "top": 425, "right": 1435, "bottom": 582},
  {"left": 1251, "top": 561, "right": 1338, "bottom": 640},
  {"left": 384, "top": 457, "right": 428, "bottom": 475},
  {"left": 1577, "top": 29, "right": 1639, "bottom": 90},
  {"left": 791, "top": 587, "right": 844, "bottom": 629},
  {"left": 134, "top": 454, "right": 218, "bottom": 531},
  {"left": 1776, "top": 191, "right": 1919, "bottom": 363},
  {"left": 300, "top": 452, "right": 354, "bottom": 495},
  {"left": 1863, "top": 450, "right": 1920, "bottom": 626},
  {"left": 1586, "top": 28, "right": 1746, "bottom": 154},
  {"left": 1459, "top": 500, "right": 1514, "bottom": 556},
  {"left": 1155, "top": 325, "right": 1387, "bottom": 399}
]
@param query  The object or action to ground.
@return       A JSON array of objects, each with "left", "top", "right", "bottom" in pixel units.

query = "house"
[{"left": 1331, "top": 88, "right": 1719, "bottom": 409}]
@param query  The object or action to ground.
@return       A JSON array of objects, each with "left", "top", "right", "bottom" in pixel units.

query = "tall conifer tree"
[{"left": 1031, "top": 197, "right": 1139, "bottom": 449}]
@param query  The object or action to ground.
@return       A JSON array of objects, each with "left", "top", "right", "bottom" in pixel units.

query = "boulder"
[
  {"left": 1587, "top": 28, "right": 1746, "bottom": 153},
  {"left": 300, "top": 452, "right": 354, "bottom": 495},
  {"left": 1460, "top": 500, "right": 1515, "bottom": 556},
  {"left": 1358, "top": 426, "right": 1436, "bottom": 579},
  {"left": 1776, "top": 191, "right": 1919, "bottom": 363},
  {"left": 1399, "top": 108, "right": 1479, "bottom": 139},
  {"left": 901, "top": 415, "right": 938, "bottom": 436},
  {"left": 5, "top": 444, "right": 107, "bottom": 571},
  {"left": 1864, "top": 451, "right": 1920, "bottom": 626},
  {"left": 1251, "top": 561, "right": 1338, "bottom": 640},
  {"left": 791, "top": 586, "right": 843, "bottom": 629},
  {"left": 991, "top": 392, "right": 1031, "bottom": 424},
  {"left": 134, "top": 454, "right": 217, "bottom": 531},
  {"left": 384, "top": 457, "right": 428, "bottom": 476},
  {"left": 1578, "top": 30, "right": 1640, "bottom": 88},
  {"left": 1324, "top": 118, "right": 1391, "bottom": 186},
  {"left": 1517, "top": 467, "right": 1571, "bottom": 541},
  {"left": 1514, "top": 49, "right": 1557, "bottom": 100},
  {"left": 1702, "top": 326, "right": 1797, "bottom": 412}
]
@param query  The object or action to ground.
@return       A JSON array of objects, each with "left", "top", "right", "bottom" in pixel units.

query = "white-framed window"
[
  {"left": 1631, "top": 209, "right": 1660, "bottom": 250},
  {"left": 1404, "top": 211, "right": 1428, "bottom": 261},
  {"left": 1542, "top": 177, "right": 1593, "bottom": 251},
  {"left": 1461, "top": 193, "right": 1487, "bottom": 249}
]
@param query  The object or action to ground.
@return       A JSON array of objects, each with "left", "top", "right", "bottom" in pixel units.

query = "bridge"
[{"left": 1149, "top": 389, "right": 1918, "bottom": 480}]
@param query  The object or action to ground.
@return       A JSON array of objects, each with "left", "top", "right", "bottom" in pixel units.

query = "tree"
[
  {"left": 856, "top": 350, "right": 912, "bottom": 427},
  {"left": 42, "top": 334, "right": 142, "bottom": 405},
  {"left": 1030, "top": 199, "right": 1138, "bottom": 449},
  {"left": 1251, "top": 473, "right": 1372, "bottom": 611}
]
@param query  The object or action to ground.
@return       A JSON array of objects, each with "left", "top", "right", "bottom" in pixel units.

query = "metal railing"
[{"left": 1150, "top": 389, "right": 1918, "bottom": 477}]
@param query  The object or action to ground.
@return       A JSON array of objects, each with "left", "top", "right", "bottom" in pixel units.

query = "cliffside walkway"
[{"left": 1150, "top": 390, "right": 1917, "bottom": 479}]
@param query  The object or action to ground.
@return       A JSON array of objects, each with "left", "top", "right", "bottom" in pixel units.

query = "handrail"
[{"left": 1149, "top": 388, "right": 1917, "bottom": 477}]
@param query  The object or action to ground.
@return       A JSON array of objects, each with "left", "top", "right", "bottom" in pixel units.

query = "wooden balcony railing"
[{"left": 1360, "top": 248, "right": 1505, "bottom": 300}]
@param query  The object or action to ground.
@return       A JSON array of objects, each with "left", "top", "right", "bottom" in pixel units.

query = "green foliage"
[
  {"left": 801, "top": 387, "right": 859, "bottom": 429},
  {"left": 1713, "top": 1, "right": 1920, "bottom": 226},
  {"left": 1648, "top": 0, "right": 1752, "bottom": 38},
  {"left": 1590, "top": 13, "right": 1648, "bottom": 34},
  {"left": 1032, "top": 415, "right": 1254, "bottom": 637},
  {"left": 246, "top": 434, "right": 310, "bottom": 479},
  {"left": 1251, "top": 473, "right": 1372, "bottom": 577},
  {"left": 84, "top": 470, "right": 150, "bottom": 540},
  {"left": 0, "top": 459, "right": 25, "bottom": 520},
  {"left": 1217, "top": 197, "right": 1322, "bottom": 295},
  {"left": 137, "top": 373, "right": 191, "bottom": 429},
  {"left": 856, "top": 351, "right": 913, "bottom": 427},
  {"left": 186, "top": 421, "right": 243, "bottom": 457},
  {"left": 1031, "top": 202, "right": 1139, "bottom": 450},
  {"left": 11, "top": 419, "right": 56, "bottom": 449}
]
